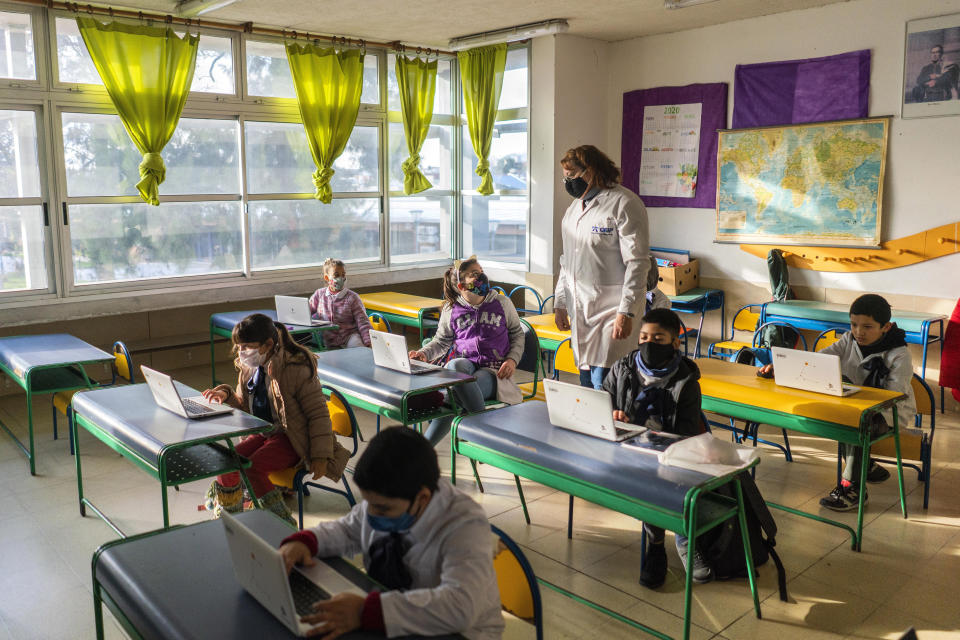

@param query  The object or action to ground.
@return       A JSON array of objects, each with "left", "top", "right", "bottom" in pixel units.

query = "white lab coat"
[
  {"left": 307, "top": 480, "right": 504, "bottom": 640},
  {"left": 555, "top": 185, "right": 650, "bottom": 368}
]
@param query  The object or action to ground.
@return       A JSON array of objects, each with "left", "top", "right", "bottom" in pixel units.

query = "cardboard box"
[{"left": 657, "top": 259, "right": 699, "bottom": 295}]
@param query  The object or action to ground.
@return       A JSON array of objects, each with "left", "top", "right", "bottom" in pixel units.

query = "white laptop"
[
  {"left": 369, "top": 329, "right": 442, "bottom": 375},
  {"left": 140, "top": 365, "right": 234, "bottom": 419},
  {"left": 543, "top": 379, "right": 646, "bottom": 442},
  {"left": 275, "top": 295, "right": 332, "bottom": 327},
  {"left": 771, "top": 347, "right": 860, "bottom": 397},
  {"left": 221, "top": 511, "right": 365, "bottom": 637}
]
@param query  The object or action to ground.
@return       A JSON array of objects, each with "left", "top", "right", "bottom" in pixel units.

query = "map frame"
[{"left": 715, "top": 116, "right": 890, "bottom": 248}]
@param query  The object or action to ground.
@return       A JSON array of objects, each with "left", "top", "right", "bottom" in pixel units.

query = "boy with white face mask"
[
  {"left": 308, "top": 257, "right": 372, "bottom": 348},
  {"left": 201, "top": 313, "right": 350, "bottom": 524}
]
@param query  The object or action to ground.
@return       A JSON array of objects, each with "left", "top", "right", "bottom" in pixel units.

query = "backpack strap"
[{"left": 738, "top": 472, "right": 789, "bottom": 602}]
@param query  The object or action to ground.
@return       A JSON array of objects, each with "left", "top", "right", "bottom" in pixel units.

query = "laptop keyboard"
[
  {"left": 409, "top": 360, "right": 437, "bottom": 373},
  {"left": 182, "top": 398, "right": 215, "bottom": 415},
  {"left": 289, "top": 570, "right": 330, "bottom": 616},
  {"left": 613, "top": 420, "right": 635, "bottom": 436}
]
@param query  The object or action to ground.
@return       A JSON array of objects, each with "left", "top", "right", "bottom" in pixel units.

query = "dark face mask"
[
  {"left": 564, "top": 176, "right": 588, "bottom": 198},
  {"left": 465, "top": 272, "right": 491, "bottom": 296},
  {"left": 639, "top": 341, "right": 677, "bottom": 369}
]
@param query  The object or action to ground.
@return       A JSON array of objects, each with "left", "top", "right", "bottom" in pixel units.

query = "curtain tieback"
[
  {"left": 474, "top": 157, "right": 490, "bottom": 177},
  {"left": 137, "top": 152, "right": 167, "bottom": 206},
  {"left": 312, "top": 166, "right": 336, "bottom": 203},
  {"left": 401, "top": 154, "right": 422, "bottom": 176}
]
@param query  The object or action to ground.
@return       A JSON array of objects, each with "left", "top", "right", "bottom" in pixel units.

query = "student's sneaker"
[
  {"left": 677, "top": 541, "right": 714, "bottom": 584},
  {"left": 640, "top": 542, "right": 668, "bottom": 589},
  {"left": 820, "top": 484, "right": 867, "bottom": 512},
  {"left": 866, "top": 459, "right": 890, "bottom": 484}
]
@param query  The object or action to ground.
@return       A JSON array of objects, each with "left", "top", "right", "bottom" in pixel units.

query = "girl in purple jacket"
[{"left": 410, "top": 258, "right": 525, "bottom": 446}]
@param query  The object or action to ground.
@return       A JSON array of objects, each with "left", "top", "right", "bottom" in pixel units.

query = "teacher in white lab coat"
[{"left": 554, "top": 145, "right": 650, "bottom": 389}]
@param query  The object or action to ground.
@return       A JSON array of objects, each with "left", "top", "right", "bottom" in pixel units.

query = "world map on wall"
[{"left": 715, "top": 118, "right": 889, "bottom": 247}]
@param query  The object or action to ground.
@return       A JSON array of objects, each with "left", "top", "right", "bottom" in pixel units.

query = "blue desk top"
[
  {"left": 456, "top": 401, "right": 719, "bottom": 514},
  {"left": 315, "top": 347, "right": 475, "bottom": 408},
  {"left": 72, "top": 383, "right": 270, "bottom": 463},
  {"left": 763, "top": 300, "right": 944, "bottom": 335},
  {"left": 94, "top": 510, "right": 441, "bottom": 640},
  {"left": 0, "top": 334, "right": 113, "bottom": 380},
  {"left": 211, "top": 310, "right": 337, "bottom": 335}
]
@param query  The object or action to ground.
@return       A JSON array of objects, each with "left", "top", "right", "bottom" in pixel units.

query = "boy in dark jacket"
[{"left": 602, "top": 308, "right": 708, "bottom": 588}]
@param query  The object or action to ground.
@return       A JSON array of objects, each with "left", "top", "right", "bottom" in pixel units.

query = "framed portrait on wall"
[{"left": 902, "top": 12, "right": 960, "bottom": 118}]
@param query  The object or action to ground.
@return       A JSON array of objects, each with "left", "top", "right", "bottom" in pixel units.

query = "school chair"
[
  {"left": 508, "top": 285, "right": 545, "bottom": 316},
  {"left": 368, "top": 312, "right": 392, "bottom": 334},
  {"left": 491, "top": 524, "right": 544, "bottom": 640},
  {"left": 539, "top": 295, "right": 554, "bottom": 314},
  {"left": 751, "top": 321, "right": 808, "bottom": 361},
  {"left": 849, "top": 374, "right": 936, "bottom": 508},
  {"left": 812, "top": 327, "right": 844, "bottom": 352},
  {"left": 52, "top": 340, "right": 135, "bottom": 456},
  {"left": 268, "top": 385, "right": 359, "bottom": 529},
  {"left": 708, "top": 304, "right": 763, "bottom": 360}
]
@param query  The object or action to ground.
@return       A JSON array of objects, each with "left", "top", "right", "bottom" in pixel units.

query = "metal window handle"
[
  {"left": 43, "top": 202, "right": 49, "bottom": 226},
  {"left": 62, "top": 203, "right": 69, "bottom": 226}
]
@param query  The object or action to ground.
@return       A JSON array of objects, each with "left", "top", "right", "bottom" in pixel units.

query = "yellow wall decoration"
[{"left": 739, "top": 221, "right": 959, "bottom": 272}]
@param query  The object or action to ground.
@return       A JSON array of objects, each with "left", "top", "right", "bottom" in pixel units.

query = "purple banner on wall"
[
  {"left": 732, "top": 49, "right": 871, "bottom": 128},
  {"left": 621, "top": 82, "right": 727, "bottom": 209}
]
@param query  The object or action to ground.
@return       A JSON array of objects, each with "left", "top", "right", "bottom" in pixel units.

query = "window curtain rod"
[{"left": 11, "top": 0, "right": 457, "bottom": 57}]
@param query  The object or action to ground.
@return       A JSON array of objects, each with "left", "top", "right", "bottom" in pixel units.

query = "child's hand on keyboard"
[
  {"left": 202, "top": 389, "right": 228, "bottom": 404},
  {"left": 409, "top": 350, "right": 426, "bottom": 361},
  {"left": 300, "top": 593, "right": 365, "bottom": 638},
  {"left": 613, "top": 410, "right": 629, "bottom": 423},
  {"left": 280, "top": 540, "right": 315, "bottom": 574}
]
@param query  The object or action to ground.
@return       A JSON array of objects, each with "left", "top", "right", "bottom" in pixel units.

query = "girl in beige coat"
[{"left": 203, "top": 313, "right": 350, "bottom": 524}]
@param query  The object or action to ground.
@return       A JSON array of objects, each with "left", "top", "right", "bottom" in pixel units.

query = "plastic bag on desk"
[{"left": 658, "top": 432, "right": 759, "bottom": 476}]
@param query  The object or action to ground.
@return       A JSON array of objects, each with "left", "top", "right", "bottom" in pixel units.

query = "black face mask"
[
  {"left": 564, "top": 177, "right": 588, "bottom": 198},
  {"left": 639, "top": 341, "right": 677, "bottom": 369}
]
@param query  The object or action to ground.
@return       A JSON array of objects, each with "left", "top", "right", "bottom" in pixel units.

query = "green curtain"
[
  {"left": 395, "top": 56, "right": 437, "bottom": 195},
  {"left": 286, "top": 44, "right": 364, "bottom": 204},
  {"left": 77, "top": 18, "right": 198, "bottom": 206},
  {"left": 458, "top": 44, "right": 507, "bottom": 196}
]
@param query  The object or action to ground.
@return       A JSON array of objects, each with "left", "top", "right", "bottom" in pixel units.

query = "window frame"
[{"left": 0, "top": 3, "right": 45, "bottom": 90}]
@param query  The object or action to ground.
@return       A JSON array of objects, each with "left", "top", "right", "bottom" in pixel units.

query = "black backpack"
[{"left": 700, "top": 471, "right": 788, "bottom": 601}]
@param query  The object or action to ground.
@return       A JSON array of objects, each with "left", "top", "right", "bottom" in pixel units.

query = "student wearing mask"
[{"left": 309, "top": 257, "right": 373, "bottom": 348}]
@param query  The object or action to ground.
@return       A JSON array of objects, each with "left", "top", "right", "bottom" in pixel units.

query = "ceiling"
[{"left": 86, "top": 0, "right": 850, "bottom": 47}]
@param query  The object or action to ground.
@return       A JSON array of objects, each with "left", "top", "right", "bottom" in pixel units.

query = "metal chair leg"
[
  {"left": 567, "top": 495, "right": 574, "bottom": 539},
  {"left": 514, "top": 475, "right": 530, "bottom": 524},
  {"left": 470, "top": 459, "right": 484, "bottom": 493}
]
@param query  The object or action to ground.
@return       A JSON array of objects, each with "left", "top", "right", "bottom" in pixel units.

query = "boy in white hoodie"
[{"left": 279, "top": 427, "right": 504, "bottom": 639}]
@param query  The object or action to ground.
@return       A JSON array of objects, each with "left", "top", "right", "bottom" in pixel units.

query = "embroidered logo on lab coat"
[{"left": 591, "top": 225, "right": 614, "bottom": 235}]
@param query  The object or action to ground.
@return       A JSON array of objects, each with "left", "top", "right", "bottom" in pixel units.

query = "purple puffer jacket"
[{"left": 420, "top": 292, "right": 525, "bottom": 369}]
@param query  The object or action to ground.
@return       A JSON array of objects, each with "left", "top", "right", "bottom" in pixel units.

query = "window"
[
  {"left": 244, "top": 120, "right": 382, "bottom": 270},
  {"left": 55, "top": 18, "right": 236, "bottom": 94},
  {"left": 460, "top": 45, "right": 529, "bottom": 265},
  {"left": 0, "top": 109, "right": 47, "bottom": 291},
  {"left": 62, "top": 112, "right": 243, "bottom": 285},
  {"left": 0, "top": 10, "right": 35, "bottom": 80}
]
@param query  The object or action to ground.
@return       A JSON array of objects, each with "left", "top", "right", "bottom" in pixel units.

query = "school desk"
[
  {"left": 697, "top": 358, "right": 907, "bottom": 551},
  {"left": 0, "top": 334, "right": 114, "bottom": 476},
  {"left": 357, "top": 291, "right": 443, "bottom": 342},
  {"left": 451, "top": 401, "right": 761, "bottom": 640},
  {"left": 668, "top": 288, "right": 725, "bottom": 358},
  {"left": 71, "top": 383, "right": 271, "bottom": 537},
  {"left": 208, "top": 309, "right": 339, "bottom": 385},
  {"left": 314, "top": 347, "right": 475, "bottom": 428},
  {"left": 759, "top": 300, "right": 945, "bottom": 408},
  {"left": 91, "top": 510, "right": 459, "bottom": 640}
]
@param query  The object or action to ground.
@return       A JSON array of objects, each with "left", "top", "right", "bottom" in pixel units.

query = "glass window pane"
[
  {"left": 462, "top": 195, "right": 526, "bottom": 264},
  {"left": 63, "top": 113, "right": 240, "bottom": 197},
  {"left": 69, "top": 201, "right": 242, "bottom": 284},
  {"left": 388, "top": 122, "right": 452, "bottom": 192},
  {"left": 499, "top": 48, "right": 528, "bottom": 110},
  {"left": 387, "top": 55, "right": 452, "bottom": 114},
  {"left": 246, "top": 40, "right": 295, "bottom": 98},
  {"left": 461, "top": 119, "right": 527, "bottom": 192},
  {"left": 0, "top": 205, "right": 48, "bottom": 291},
  {"left": 245, "top": 122, "right": 378, "bottom": 194},
  {"left": 0, "top": 110, "right": 41, "bottom": 199},
  {"left": 390, "top": 195, "right": 451, "bottom": 263},
  {"left": 361, "top": 55, "right": 379, "bottom": 104},
  {"left": 0, "top": 11, "right": 36, "bottom": 80},
  {"left": 250, "top": 198, "right": 380, "bottom": 269},
  {"left": 57, "top": 19, "right": 236, "bottom": 94},
  {"left": 190, "top": 34, "right": 234, "bottom": 94}
]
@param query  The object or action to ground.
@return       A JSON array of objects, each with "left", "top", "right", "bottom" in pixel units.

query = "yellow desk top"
[
  {"left": 697, "top": 358, "right": 904, "bottom": 428},
  {"left": 523, "top": 314, "right": 571, "bottom": 342},
  {"left": 359, "top": 292, "right": 444, "bottom": 317}
]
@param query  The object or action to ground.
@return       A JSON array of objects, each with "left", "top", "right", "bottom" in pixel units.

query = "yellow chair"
[
  {"left": 53, "top": 340, "right": 134, "bottom": 455},
  {"left": 268, "top": 386, "right": 359, "bottom": 529},
  {"left": 708, "top": 304, "right": 762, "bottom": 359},
  {"left": 868, "top": 374, "right": 936, "bottom": 508},
  {"left": 813, "top": 328, "right": 845, "bottom": 352},
  {"left": 368, "top": 312, "right": 392, "bottom": 334},
  {"left": 491, "top": 524, "right": 543, "bottom": 640}
]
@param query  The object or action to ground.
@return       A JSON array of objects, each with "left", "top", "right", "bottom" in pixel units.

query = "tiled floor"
[{"left": 1, "top": 364, "right": 958, "bottom": 639}]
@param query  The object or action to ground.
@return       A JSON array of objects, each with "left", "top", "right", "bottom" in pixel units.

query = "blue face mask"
[
  {"left": 466, "top": 272, "right": 490, "bottom": 297},
  {"left": 367, "top": 508, "right": 417, "bottom": 533}
]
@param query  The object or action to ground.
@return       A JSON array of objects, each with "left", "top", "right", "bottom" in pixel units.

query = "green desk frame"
[
  {"left": 701, "top": 396, "right": 906, "bottom": 551},
  {"left": 451, "top": 418, "right": 761, "bottom": 640}
]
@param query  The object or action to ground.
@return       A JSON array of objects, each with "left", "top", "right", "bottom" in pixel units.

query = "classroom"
[{"left": 0, "top": 0, "right": 958, "bottom": 638}]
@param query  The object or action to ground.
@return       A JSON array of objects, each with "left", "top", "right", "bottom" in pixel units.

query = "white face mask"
[{"left": 238, "top": 347, "right": 265, "bottom": 370}]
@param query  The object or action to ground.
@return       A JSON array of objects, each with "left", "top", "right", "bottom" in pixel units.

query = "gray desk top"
[{"left": 0, "top": 333, "right": 112, "bottom": 379}]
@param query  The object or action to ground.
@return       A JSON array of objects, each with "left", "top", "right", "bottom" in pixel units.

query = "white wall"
[{"left": 605, "top": 0, "right": 960, "bottom": 299}]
